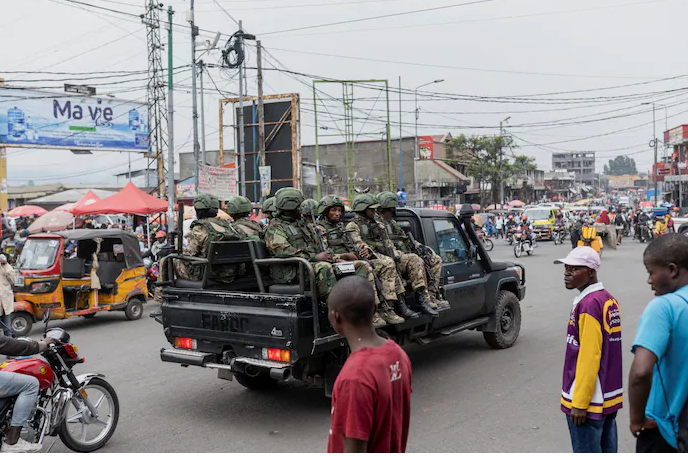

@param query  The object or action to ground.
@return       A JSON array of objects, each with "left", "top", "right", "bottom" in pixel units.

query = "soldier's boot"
[
  {"left": 378, "top": 301, "right": 405, "bottom": 325},
  {"left": 424, "top": 289, "right": 438, "bottom": 309},
  {"left": 414, "top": 287, "right": 439, "bottom": 317},
  {"left": 373, "top": 312, "right": 386, "bottom": 327},
  {"left": 431, "top": 293, "right": 450, "bottom": 310},
  {"left": 395, "top": 294, "right": 419, "bottom": 319}
]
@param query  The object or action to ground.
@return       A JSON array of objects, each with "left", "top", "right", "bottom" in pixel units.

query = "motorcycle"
[
  {"left": 552, "top": 226, "right": 565, "bottom": 245},
  {"left": 478, "top": 229, "right": 494, "bottom": 252},
  {"left": 638, "top": 220, "right": 654, "bottom": 243},
  {"left": 144, "top": 258, "right": 159, "bottom": 300},
  {"left": 506, "top": 226, "right": 516, "bottom": 245},
  {"left": 513, "top": 229, "right": 534, "bottom": 258},
  {"left": 0, "top": 309, "right": 119, "bottom": 452}
]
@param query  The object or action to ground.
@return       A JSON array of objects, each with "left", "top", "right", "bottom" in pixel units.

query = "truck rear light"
[
  {"left": 262, "top": 348, "right": 291, "bottom": 362},
  {"left": 174, "top": 337, "right": 197, "bottom": 350}
]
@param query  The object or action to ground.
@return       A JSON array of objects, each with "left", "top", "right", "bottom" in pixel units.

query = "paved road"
[{"left": 32, "top": 237, "right": 654, "bottom": 453}]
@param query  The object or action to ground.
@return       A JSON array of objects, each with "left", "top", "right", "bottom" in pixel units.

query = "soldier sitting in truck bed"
[
  {"left": 227, "top": 195, "right": 263, "bottom": 240},
  {"left": 345, "top": 193, "right": 438, "bottom": 317},
  {"left": 376, "top": 191, "right": 450, "bottom": 310}
]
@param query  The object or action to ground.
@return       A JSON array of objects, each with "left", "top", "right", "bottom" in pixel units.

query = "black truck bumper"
[{"left": 160, "top": 348, "right": 293, "bottom": 380}]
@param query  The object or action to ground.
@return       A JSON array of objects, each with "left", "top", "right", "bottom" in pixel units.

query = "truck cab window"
[{"left": 433, "top": 219, "right": 468, "bottom": 263}]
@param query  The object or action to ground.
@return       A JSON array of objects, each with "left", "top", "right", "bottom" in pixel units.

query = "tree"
[
  {"left": 446, "top": 134, "right": 535, "bottom": 205},
  {"left": 603, "top": 155, "right": 637, "bottom": 176}
]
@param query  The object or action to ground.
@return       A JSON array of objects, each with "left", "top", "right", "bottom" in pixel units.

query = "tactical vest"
[
  {"left": 355, "top": 215, "right": 388, "bottom": 254},
  {"left": 270, "top": 219, "right": 317, "bottom": 284},
  {"left": 321, "top": 221, "right": 350, "bottom": 255},
  {"left": 385, "top": 220, "right": 411, "bottom": 253},
  {"left": 191, "top": 218, "right": 244, "bottom": 252},
  {"left": 234, "top": 218, "right": 263, "bottom": 240}
]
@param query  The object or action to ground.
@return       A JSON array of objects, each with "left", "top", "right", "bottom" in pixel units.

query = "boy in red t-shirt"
[{"left": 327, "top": 275, "right": 412, "bottom": 453}]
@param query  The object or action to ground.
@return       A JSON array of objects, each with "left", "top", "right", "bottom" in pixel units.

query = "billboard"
[
  {"left": 664, "top": 125, "right": 688, "bottom": 146},
  {"left": 418, "top": 136, "right": 435, "bottom": 160},
  {"left": 198, "top": 163, "right": 238, "bottom": 200},
  {"left": 0, "top": 86, "right": 149, "bottom": 151}
]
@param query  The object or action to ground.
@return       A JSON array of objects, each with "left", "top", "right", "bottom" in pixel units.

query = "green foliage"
[
  {"left": 446, "top": 134, "right": 536, "bottom": 204},
  {"left": 603, "top": 155, "right": 637, "bottom": 176}
]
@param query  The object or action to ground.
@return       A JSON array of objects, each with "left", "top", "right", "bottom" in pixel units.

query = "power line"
[{"left": 260, "top": 0, "right": 499, "bottom": 36}]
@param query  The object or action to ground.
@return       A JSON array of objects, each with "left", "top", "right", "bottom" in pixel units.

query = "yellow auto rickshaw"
[
  {"left": 578, "top": 223, "right": 603, "bottom": 256},
  {"left": 12, "top": 229, "right": 147, "bottom": 336}
]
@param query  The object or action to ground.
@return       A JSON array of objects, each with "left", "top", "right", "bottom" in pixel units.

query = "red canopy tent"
[
  {"left": 72, "top": 182, "right": 168, "bottom": 216},
  {"left": 70, "top": 190, "right": 102, "bottom": 214}
]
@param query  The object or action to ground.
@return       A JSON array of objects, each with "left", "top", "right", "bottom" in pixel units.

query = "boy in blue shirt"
[{"left": 629, "top": 234, "right": 688, "bottom": 452}]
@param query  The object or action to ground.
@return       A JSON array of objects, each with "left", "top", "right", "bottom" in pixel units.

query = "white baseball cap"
[{"left": 553, "top": 246, "right": 601, "bottom": 271}]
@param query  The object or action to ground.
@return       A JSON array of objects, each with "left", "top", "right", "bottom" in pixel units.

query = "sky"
[{"left": 1, "top": 0, "right": 687, "bottom": 186}]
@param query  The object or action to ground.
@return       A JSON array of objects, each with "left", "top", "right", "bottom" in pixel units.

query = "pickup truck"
[{"left": 155, "top": 205, "right": 526, "bottom": 395}]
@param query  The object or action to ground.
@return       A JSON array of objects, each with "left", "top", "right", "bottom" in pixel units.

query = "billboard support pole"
[{"left": 167, "top": 6, "right": 176, "bottom": 233}]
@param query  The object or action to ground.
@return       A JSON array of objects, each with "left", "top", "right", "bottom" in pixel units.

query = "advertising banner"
[
  {"left": 198, "top": 163, "right": 238, "bottom": 200},
  {"left": 418, "top": 136, "right": 435, "bottom": 160},
  {"left": 664, "top": 125, "right": 688, "bottom": 146},
  {"left": 259, "top": 166, "right": 271, "bottom": 198},
  {"left": 0, "top": 87, "right": 149, "bottom": 151}
]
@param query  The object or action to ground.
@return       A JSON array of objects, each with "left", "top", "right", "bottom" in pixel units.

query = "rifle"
[
  {"left": 307, "top": 206, "right": 327, "bottom": 254},
  {"left": 347, "top": 230, "right": 389, "bottom": 305},
  {"left": 404, "top": 229, "right": 439, "bottom": 292}
]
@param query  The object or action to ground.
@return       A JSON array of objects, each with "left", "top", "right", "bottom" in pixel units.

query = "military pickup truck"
[{"left": 155, "top": 205, "right": 526, "bottom": 395}]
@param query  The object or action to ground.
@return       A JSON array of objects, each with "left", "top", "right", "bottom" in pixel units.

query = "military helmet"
[
  {"left": 300, "top": 199, "right": 318, "bottom": 217},
  {"left": 226, "top": 195, "right": 253, "bottom": 215},
  {"left": 193, "top": 193, "right": 220, "bottom": 211},
  {"left": 318, "top": 195, "right": 345, "bottom": 216},
  {"left": 376, "top": 191, "right": 398, "bottom": 209},
  {"left": 274, "top": 187, "right": 304, "bottom": 211},
  {"left": 262, "top": 197, "right": 276, "bottom": 214},
  {"left": 351, "top": 193, "right": 379, "bottom": 212}
]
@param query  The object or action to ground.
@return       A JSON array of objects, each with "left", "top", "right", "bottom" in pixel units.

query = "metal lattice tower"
[
  {"left": 142, "top": 0, "right": 167, "bottom": 195},
  {"left": 342, "top": 83, "right": 356, "bottom": 199}
]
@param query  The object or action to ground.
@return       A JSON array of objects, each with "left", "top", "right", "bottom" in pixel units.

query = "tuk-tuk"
[{"left": 11, "top": 229, "right": 147, "bottom": 336}]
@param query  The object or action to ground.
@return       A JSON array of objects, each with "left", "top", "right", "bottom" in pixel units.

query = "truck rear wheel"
[
  {"left": 483, "top": 291, "right": 521, "bottom": 349},
  {"left": 234, "top": 371, "right": 279, "bottom": 390}
]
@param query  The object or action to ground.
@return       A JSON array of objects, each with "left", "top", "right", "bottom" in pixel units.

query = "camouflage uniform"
[
  {"left": 227, "top": 195, "right": 263, "bottom": 240},
  {"left": 174, "top": 194, "right": 246, "bottom": 283},
  {"left": 262, "top": 197, "right": 276, "bottom": 220},
  {"left": 264, "top": 188, "right": 338, "bottom": 299}
]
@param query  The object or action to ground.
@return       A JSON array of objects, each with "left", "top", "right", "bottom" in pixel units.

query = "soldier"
[
  {"left": 175, "top": 193, "right": 246, "bottom": 283},
  {"left": 376, "top": 191, "right": 450, "bottom": 310},
  {"left": 227, "top": 195, "right": 263, "bottom": 240},
  {"left": 264, "top": 188, "right": 402, "bottom": 325},
  {"left": 262, "top": 197, "right": 276, "bottom": 221},
  {"left": 300, "top": 199, "right": 319, "bottom": 224},
  {"left": 318, "top": 195, "right": 416, "bottom": 321},
  {"left": 345, "top": 193, "right": 438, "bottom": 317}
]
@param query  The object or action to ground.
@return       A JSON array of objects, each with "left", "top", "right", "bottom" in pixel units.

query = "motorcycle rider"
[
  {"left": 637, "top": 209, "right": 650, "bottom": 241},
  {"left": 0, "top": 334, "right": 57, "bottom": 453},
  {"left": 316, "top": 195, "right": 409, "bottom": 324},
  {"left": 227, "top": 195, "right": 263, "bottom": 240},
  {"left": 345, "top": 193, "right": 438, "bottom": 317},
  {"left": 376, "top": 191, "right": 450, "bottom": 310},
  {"left": 519, "top": 215, "right": 535, "bottom": 248},
  {"left": 143, "top": 230, "right": 169, "bottom": 262},
  {"left": 553, "top": 212, "right": 566, "bottom": 241}
]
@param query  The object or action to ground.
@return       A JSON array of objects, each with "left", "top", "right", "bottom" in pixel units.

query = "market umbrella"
[
  {"left": 27, "top": 211, "right": 84, "bottom": 234},
  {"left": 470, "top": 204, "right": 481, "bottom": 211},
  {"left": 53, "top": 203, "right": 76, "bottom": 212},
  {"left": 508, "top": 200, "right": 524, "bottom": 208},
  {"left": 427, "top": 204, "right": 449, "bottom": 211},
  {"left": 8, "top": 205, "right": 48, "bottom": 218},
  {"left": 639, "top": 201, "right": 653, "bottom": 208}
]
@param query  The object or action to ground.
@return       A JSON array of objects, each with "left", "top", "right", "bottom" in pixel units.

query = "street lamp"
[
  {"left": 642, "top": 102, "right": 665, "bottom": 206},
  {"left": 499, "top": 116, "right": 511, "bottom": 206},
  {"left": 414, "top": 79, "right": 444, "bottom": 200}
]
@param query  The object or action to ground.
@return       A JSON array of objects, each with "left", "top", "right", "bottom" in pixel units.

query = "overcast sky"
[{"left": 1, "top": 0, "right": 686, "bottom": 186}]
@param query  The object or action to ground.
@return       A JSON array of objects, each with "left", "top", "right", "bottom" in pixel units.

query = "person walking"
[
  {"left": 554, "top": 247, "right": 623, "bottom": 453},
  {"left": 495, "top": 215, "right": 504, "bottom": 239},
  {"left": 628, "top": 234, "right": 688, "bottom": 453},
  {"left": 0, "top": 255, "right": 15, "bottom": 337},
  {"left": 327, "top": 275, "right": 412, "bottom": 453}
]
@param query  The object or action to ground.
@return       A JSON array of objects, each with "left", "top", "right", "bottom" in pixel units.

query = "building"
[
  {"left": 662, "top": 124, "right": 688, "bottom": 209},
  {"left": 551, "top": 152, "right": 601, "bottom": 191},
  {"left": 8, "top": 184, "right": 121, "bottom": 210},
  {"left": 114, "top": 168, "right": 163, "bottom": 189},
  {"left": 606, "top": 174, "right": 647, "bottom": 192},
  {"left": 506, "top": 168, "right": 546, "bottom": 202}
]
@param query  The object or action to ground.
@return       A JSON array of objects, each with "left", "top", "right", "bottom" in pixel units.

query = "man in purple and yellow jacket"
[{"left": 555, "top": 246, "right": 623, "bottom": 453}]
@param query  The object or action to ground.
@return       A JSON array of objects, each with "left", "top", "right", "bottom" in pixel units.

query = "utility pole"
[
  {"left": 189, "top": 0, "right": 200, "bottom": 192},
  {"left": 652, "top": 104, "right": 658, "bottom": 206},
  {"left": 166, "top": 6, "right": 175, "bottom": 233},
  {"left": 398, "top": 76, "right": 403, "bottom": 191},
  {"left": 499, "top": 116, "right": 510, "bottom": 207},
  {"left": 198, "top": 60, "right": 207, "bottom": 165},
  {"left": 414, "top": 79, "right": 444, "bottom": 202},
  {"left": 257, "top": 41, "right": 265, "bottom": 170},
  {"left": 238, "top": 20, "right": 247, "bottom": 196}
]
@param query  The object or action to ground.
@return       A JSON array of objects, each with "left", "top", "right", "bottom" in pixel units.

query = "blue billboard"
[{"left": 0, "top": 87, "right": 150, "bottom": 151}]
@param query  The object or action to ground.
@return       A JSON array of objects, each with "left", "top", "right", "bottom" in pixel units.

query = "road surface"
[{"left": 35, "top": 237, "right": 653, "bottom": 452}]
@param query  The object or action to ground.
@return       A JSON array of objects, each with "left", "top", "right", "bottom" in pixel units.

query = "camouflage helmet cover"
[
  {"left": 226, "top": 195, "right": 253, "bottom": 215},
  {"left": 193, "top": 193, "right": 220, "bottom": 211},
  {"left": 274, "top": 187, "right": 304, "bottom": 211},
  {"left": 262, "top": 197, "right": 276, "bottom": 214},
  {"left": 317, "top": 195, "right": 345, "bottom": 215},
  {"left": 351, "top": 193, "right": 379, "bottom": 212},
  {"left": 376, "top": 191, "right": 398, "bottom": 209}
]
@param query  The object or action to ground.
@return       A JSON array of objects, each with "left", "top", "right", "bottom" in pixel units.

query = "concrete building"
[
  {"left": 544, "top": 170, "right": 576, "bottom": 201},
  {"left": 551, "top": 152, "right": 601, "bottom": 191},
  {"left": 506, "top": 169, "right": 546, "bottom": 202}
]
